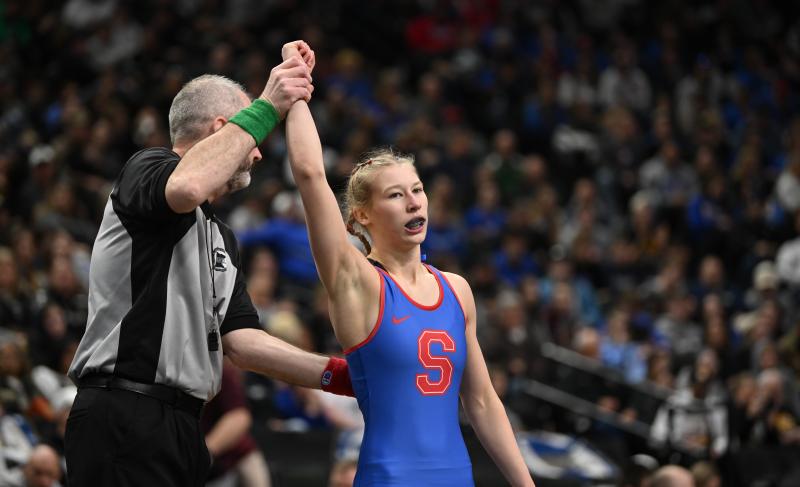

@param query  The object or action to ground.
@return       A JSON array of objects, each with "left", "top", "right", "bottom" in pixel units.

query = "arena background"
[{"left": 2, "top": 0, "right": 800, "bottom": 485}]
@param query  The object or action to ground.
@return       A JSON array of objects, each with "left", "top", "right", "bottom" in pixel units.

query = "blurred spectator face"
[
  {"left": 548, "top": 260, "right": 573, "bottom": 281},
  {"left": 610, "top": 239, "right": 638, "bottom": 266},
  {"left": 753, "top": 302, "right": 779, "bottom": 340},
  {"left": 650, "top": 465, "right": 694, "bottom": 487},
  {"left": 694, "top": 349, "right": 719, "bottom": 383},
  {"left": 758, "top": 342, "right": 779, "bottom": 370},
  {"left": 648, "top": 350, "right": 674, "bottom": 387},
  {"left": 476, "top": 181, "right": 500, "bottom": 209},
  {"left": 519, "top": 276, "right": 540, "bottom": 308},
  {"left": 706, "top": 174, "right": 726, "bottom": 200},
  {"left": 603, "top": 106, "right": 637, "bottom": 142},
  {"left": 429, "top": 174, "right": 454, "bottom": 202},
  {"left": 574, "top": 327, "right": 600, "bottom": 359},
  {"left": 48, "top": 257, "right": 79, "bottom": 297},
  {"left": 23, "top": 445, "right": 61, "bottom": 487},
  {"left": 334, "top": 49, "right": 363, "bottom": 79},
  {"left": 756, "top": 369, "right": 784, "bottom": 407},
  {"left": 573, "top": 179, "right": 596, "bottom": 206},
  {"left": 42, "top": 303, "right": 67, "bottom": 341},
  {"left": 47, "top": 182, "right": 77, "bottom": 216},
  {"left": 667, "top": 294, "right": 693, "bottom": 321},
  {"left": 691, "top": 461, "right": 721, "bottom": 487},
  {"left": 702, "top": 294, "right": 724, "bottom": 321},
  {"left": 0, "top": 342, "right": 25, "bottom": 377},
  {"left": 520, "top": 155, "right": 547, "bottom": 186},
  {"left": 209, "top": 43, "right": 233, "bottom": 75},
  {"left": 752, "top": 261, "right": 779, "bottom": 293},
  {"left": 49, "top": 230, "right": 74, "bottom": 261},
  {"left": 496, "top": 290, "right": 524, "bottom": 330},
  {"left": 248, "top": 273, "right": 276, "bottom": 307},
  {"left": 501, "top": 234, "right": 526, "bottom": 261},
  {"left": 653, "top": 112, "right": 673, "bottom": 142},
  {"left": 418, "top": 73, "right": 441, "bottom": 101},
  {"left": 552, "top": 283, "right": 575, "bottom": 314},
  {"left": 248, "top": 248, "right": 278, "bottom": 277},
  {"left": 493, "top": 129, "right": 516, "bottom": 158},
  {"left": 694, "top": 145, "right": 716, "bottom": 176},
  {"left": 699, "top": 256, "right": 724, "bottom": 288},
  {"left": 12, "top": 229, "right": 36, "bottom": 268},
  {"left": 704, "top": 317, "right": 727, "bottom": 350},
  {"left": 446, "top": 129, "right": 472, "bottom": 159},
  {"left": 613, "top": 43, "right": 636, "bottom": 70},
  {"left": 0, "top": 247, "right": 17, "bottom": 291},
  {"left": 608, "top": 309, "right": 631, "bottom": 343},
  {"left": 661, "top": 140, "right": 681, "bottom": 166},
  {"left": 630, "top": 195, "right": 653, "bottom": 229}
]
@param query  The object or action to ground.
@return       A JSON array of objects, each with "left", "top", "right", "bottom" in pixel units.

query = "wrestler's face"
[{"left": 358, "top": 164, "right": 428, "bottom": 252}]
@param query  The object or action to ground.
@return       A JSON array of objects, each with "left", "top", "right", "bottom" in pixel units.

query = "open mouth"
[{"left": 405, "top": 217, "right": 426, "bottom": 231}]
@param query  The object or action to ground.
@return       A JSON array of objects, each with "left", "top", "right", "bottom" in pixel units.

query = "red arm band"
[{"left": 320, "top": 356, "right": 354, "bottom": 397}]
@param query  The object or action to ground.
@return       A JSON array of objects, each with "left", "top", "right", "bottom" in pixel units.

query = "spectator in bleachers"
[
  {"left": 651, "top": 362, "right": 729, "bottom": 460},
  {"left": 655, "top": 292, "right": 703, "bottom": 369},
  {"left": 639, "top": 139, "right": 697, "bottom": 214},
  {"left": 675, "top": 349, "right": 726, "bottom": 405},
  {"left": 690, "top": 461, "right": 720, "bottom": 487},
  {"left": 481, "top": 289, "right": 541, "bottom": 379},
  {"left": 0, "top": 247, "right": 32, "bottom": 330},
  {"left": 22, "top": 444, "right": 62, "bottom": 487},
  {"left": 203, "top": 359, "right": 271, "bottom": 487},
  {"left": 598, "top": 41, "right": 652, "bottom": 114},
  {"left": 600, "top": 307, "right": 647, "bottom": 384},
  {"left": 649, "top": 464, "right": 695, "bottom": 487}
]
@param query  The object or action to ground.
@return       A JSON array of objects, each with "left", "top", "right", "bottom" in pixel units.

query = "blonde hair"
[{"left": 344, "top": 148, "right": 416, "bottom": 255}]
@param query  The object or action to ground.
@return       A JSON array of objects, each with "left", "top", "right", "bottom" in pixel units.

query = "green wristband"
[{"left": 228, "top": 98, "right": 280, "bottom": 145}]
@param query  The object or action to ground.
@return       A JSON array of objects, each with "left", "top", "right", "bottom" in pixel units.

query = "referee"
[{"left": 64, "top": 43, "right": 350, "bottom": 486}]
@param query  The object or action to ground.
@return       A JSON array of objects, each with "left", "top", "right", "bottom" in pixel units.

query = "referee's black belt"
[{"left": 78, "top": 374, "right": 205, "bottom": 417}]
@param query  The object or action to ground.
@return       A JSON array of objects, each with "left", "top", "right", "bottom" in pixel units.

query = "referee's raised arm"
[{"left": 165, "top": 55, "right": 312, "bottom": 213}]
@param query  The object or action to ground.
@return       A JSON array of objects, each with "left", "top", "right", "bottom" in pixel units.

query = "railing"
[
  {"left": 540, "top": 342, "right": 672, "bottom": 402},
  {"left": 528, "top": 342, "right": 721, "bottom": 459}
]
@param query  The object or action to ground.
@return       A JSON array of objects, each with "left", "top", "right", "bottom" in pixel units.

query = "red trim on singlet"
[
  {"left": 343, "top": 268, "right": 386, "bottom": 355},
  {"left": 375, "top": 264, "right": 444, "bottom": 311},
  {"left": 438, "top": 271, "right": 468, "bottom": 330}
]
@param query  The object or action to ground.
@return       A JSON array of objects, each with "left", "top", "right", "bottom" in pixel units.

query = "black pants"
[{"left": 65, "top": 387, "right": 210, "bottom": 487}]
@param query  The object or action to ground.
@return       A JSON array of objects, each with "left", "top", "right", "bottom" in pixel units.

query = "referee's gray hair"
[{"left": 168, "top": 74, "right": 247, "bottom": 145}]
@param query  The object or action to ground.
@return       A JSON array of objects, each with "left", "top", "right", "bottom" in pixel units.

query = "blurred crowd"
[{"left": 2, "top": 0, "right": 800, "bottom": 485}]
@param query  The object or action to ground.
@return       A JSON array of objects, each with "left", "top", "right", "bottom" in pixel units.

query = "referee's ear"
[{"left": 211, "top": 116, "right": 227, "bottom": 134}]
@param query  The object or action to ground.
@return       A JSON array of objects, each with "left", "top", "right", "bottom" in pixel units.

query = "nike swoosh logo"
[{"left": 392, "top": 315, "right": 410, "bottom": 325}]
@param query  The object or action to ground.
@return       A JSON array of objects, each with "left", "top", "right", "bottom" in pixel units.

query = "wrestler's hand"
[
  {"left": 260, "top": 55, "right": 314, "bottom": 118},
  {"left": 282, "top": 40, "right": 316, "bottom": 74}
]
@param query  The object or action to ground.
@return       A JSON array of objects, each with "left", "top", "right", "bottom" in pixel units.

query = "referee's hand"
[{"left": 259, "top": 55, "right": 313, "bottom": 119}]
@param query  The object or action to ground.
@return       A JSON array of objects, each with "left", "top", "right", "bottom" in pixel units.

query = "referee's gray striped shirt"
[{"left": 69, "top": 147, "right": 259, "bottom": 401}]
